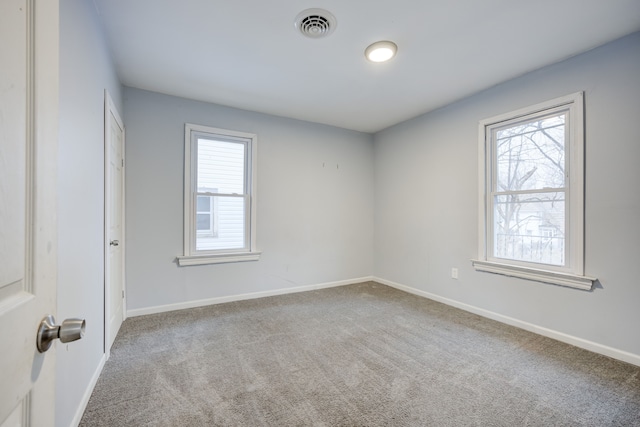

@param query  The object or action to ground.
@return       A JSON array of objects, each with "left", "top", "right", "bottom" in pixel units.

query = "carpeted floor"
[{"left": 79, "top": 282, "right": 640, "bottom": 426}]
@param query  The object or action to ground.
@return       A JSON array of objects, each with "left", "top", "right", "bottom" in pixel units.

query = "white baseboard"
[
  {"left": 69, "top": 353, "right": 107, "bottom": 427},
  {"left": 374, "top": 276, "right": 640, "bottom": 368},
  {"left": 127, "top": 276, "right": 375, "bottom": 317}
]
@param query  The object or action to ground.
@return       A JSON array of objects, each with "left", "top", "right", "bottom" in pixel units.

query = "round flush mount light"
[
  {"left": 365, "top": 41, "right": 398, "bottom": 62},
  {"left": 295, "top": 8, "right": 337, "bottom": 38}
]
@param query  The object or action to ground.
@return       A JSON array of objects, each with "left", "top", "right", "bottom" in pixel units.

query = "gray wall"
[
  {"left": 58, "top": 1, "right": 123, "bottom": 426},
  {"left": 123, "top": 88, "right": 374, "bottom": 311},
  {"left": 373, "top": 32, "right": 640, "bottom": 357}
]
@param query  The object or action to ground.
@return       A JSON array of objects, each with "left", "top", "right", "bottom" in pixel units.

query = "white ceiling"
[{"left": 94, "top": 0, "right": 640, "bottom": 133}]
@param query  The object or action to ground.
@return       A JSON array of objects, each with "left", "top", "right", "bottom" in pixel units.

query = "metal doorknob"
[
  {"left": 36, "top": 315, "right": 86, "bottom": 353},
  {"left": 110, "top": 240, "right": 119, "bottom": 246}
]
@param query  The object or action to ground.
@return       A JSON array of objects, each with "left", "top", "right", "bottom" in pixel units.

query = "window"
[
  {"left": 178, "top": 124, "right": 260, "bottom": 266},
  {"left": 473, "top": 93, "right": 595, "bottom": 289}
]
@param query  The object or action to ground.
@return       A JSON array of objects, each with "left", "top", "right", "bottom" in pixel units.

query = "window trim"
[
  {"left": 472, "top": 92, "right": 596, "bottom": 290},
  {"left": 178, "top": 123, "right": 260, "bottom": 266}
]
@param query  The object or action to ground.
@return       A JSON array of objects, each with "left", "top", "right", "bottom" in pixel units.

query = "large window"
[
  {"left": 473, "top": 93, "right": 595, "bottom": 289},
  {"left": 178, "top": 124, "right": 260, "bottom": 266}
]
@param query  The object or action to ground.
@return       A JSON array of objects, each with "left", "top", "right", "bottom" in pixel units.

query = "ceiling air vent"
[{"left": 294, "top": 9, "right": 337, "bottom": 38}]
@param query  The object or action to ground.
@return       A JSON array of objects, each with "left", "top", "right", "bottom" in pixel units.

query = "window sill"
[
  {"left": 471, "top": 259, "right": 596, "bottom": 290},
  {"left": 177, "top": 251, "right": 261, "bottom": 267}
]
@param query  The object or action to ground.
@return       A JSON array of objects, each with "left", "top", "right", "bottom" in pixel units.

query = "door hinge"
[
  {"left": 122, "top": 290, "right": 125, "bottom": 298},
  {"left": 121, "top": 158, "right": 125, "bottom": 167}
]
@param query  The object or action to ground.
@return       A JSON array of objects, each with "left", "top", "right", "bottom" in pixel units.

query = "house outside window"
[
  {"left": 196, "top": 193, "right": 217, "bottom": 237},
  {"left": 473, "top": 92, "right": 595, "bottom": 289},
  {"left": 178, "top": 124, "right": 260, "bottom": 266}
]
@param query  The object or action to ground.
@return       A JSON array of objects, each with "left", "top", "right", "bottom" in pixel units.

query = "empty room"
[{"left": 1, "top": 1, "right": 639, "bottom": 426}]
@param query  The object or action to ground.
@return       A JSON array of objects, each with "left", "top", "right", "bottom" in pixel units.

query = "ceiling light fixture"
[{"left": 365, "top": 41, "right": 398, "bottom": 63}]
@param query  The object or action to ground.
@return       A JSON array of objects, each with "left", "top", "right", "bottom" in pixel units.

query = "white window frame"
[
  {"left": 472, "top": 92, "right": 596, "bottom": 290},
  {"left": 178, "top": 124, "right": 260, "bottom": 266}
]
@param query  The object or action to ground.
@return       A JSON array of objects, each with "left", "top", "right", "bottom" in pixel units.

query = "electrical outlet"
[{"left": 451, "top": 268, "right": 459, "bottom": 279}]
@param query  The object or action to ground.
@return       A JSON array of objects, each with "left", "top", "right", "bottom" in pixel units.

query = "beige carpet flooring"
[{"left": 80, "top": 282, "right": 640, "bottom": 426}]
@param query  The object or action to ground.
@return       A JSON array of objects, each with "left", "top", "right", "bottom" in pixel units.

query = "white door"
[
  {"left": 0, "top": 1, "right": 59, "bottom": 426},
  {"left": 105, "top": 92, "right": 125, "bottom": 351}
]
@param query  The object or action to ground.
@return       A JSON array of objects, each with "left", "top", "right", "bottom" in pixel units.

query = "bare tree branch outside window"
[{"left": 493, "top": 113, "right": 566, "bottom": 265}]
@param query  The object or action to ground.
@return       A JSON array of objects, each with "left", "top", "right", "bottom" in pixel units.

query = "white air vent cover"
[{"left": 294, "top": 9, "right": 337, "bottom": 38}]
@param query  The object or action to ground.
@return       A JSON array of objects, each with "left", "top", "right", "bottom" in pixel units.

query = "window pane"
[
  {"left": 493, "top": 192, "right": 565, "bottom": 265},
  {"left": 197, "top": 138, "right": 245, "bottom": 194},
  {"left": 196, "top": 195, "right": 210, "bottom": 212},
  {"left": 196, "top": 213, "right": 210, "bottom": 231},
  {"left": 495, "top": 114, "right": 565, "bottom": 192},
  {"left": 196, "top": 196, "right": 245, "bottom": 251}
]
